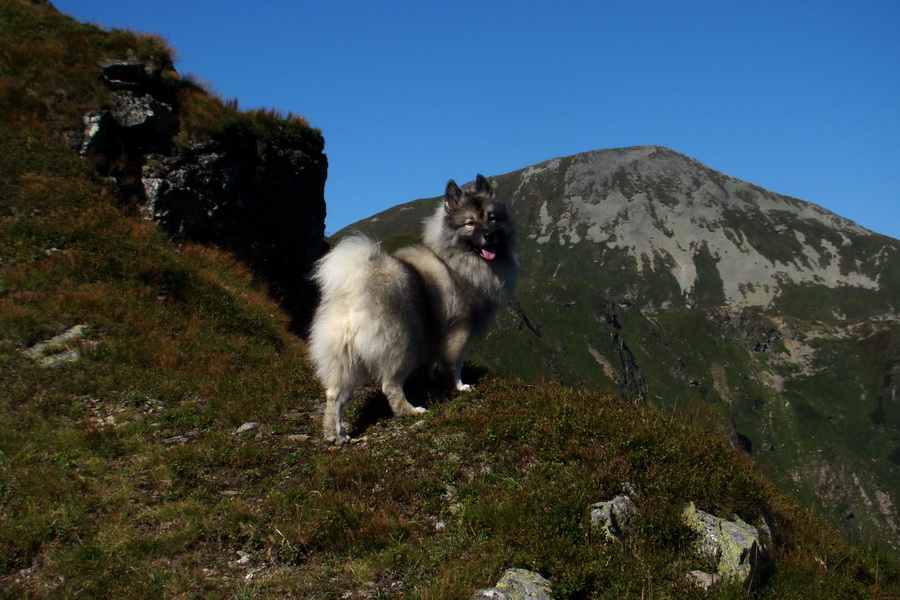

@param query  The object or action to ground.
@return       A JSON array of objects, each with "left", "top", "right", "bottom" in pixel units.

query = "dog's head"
[{"left": 443, "top": 174, "right": 513, "bottom": 261}]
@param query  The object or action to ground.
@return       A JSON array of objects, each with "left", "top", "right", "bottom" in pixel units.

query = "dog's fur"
[{"left": 308, "top": 175, "right": 517, "bottom": 444}]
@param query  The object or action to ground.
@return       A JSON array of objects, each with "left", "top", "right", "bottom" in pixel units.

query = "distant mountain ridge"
[
  {"left": 522, "top": 146, "right": 886, "bottom": 309},
  {"left": 337, "top": 145, "right": 900, "bottom": 557}
]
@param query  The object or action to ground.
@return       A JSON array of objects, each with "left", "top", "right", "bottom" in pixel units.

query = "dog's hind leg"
[
  {"left": 323, "top": 387, "right": 352, "bottom": 445},
  {"left": 382, "top": 378, "right": 427, "bottom": 417}
]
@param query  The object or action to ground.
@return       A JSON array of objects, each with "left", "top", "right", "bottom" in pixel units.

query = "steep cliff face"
[
  {"left": 140, "top": 124, "right": 327, "bottom": 333},
  {"left": 76, "top": 54, "right": 327, "bottom": 333}
]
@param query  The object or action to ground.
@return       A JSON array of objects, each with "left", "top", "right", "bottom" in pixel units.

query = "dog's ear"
[
  {"left": 475, "top": 174, "right": 493, "bottom": 197},
  {"left": 445, "top": 179, "right": 462, "bottom": 210}
]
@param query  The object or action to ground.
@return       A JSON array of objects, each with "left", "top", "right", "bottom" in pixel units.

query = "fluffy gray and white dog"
[{"left": 308, "top": 175, "right": 517, "bottom": 444}]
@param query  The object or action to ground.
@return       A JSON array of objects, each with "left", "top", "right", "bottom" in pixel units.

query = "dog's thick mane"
[
  {"left": 422, "top": 208, "right": 516, "bottom": 306},
  {"left": 422, "top": 175, "right": 517, "bottom": 306}
]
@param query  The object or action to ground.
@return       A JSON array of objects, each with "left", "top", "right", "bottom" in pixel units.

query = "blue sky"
[{"left": 53, "top": 1, "right": 899, "bottom": 239}]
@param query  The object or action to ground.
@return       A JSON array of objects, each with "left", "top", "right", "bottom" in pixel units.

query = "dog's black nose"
[{"left": 483, "top": 231, "right": 495, "bottom": 243}]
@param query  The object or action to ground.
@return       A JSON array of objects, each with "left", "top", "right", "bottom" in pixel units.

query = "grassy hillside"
[{"left": 1, "top": 1, "right": 898, "bottom": 597}]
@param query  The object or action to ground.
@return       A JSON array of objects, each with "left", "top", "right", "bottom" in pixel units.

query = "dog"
[{"left": 308, "top": 174, "right": 517, "bottom": 444}]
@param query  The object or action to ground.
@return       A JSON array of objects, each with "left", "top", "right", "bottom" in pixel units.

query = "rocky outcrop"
[
  {"left": 78, "top": 60, "right": 177, "bottom": 157},
  {"left": 77, "top": 58, "right": 327, "bottom": 333},
  {"left": 141, "top": 128, "right": 327, "bottom": 333}
]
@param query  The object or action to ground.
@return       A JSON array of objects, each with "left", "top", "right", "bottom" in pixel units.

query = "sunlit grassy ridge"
[{"left": 0, "top": 0, "right": 898, "bottom": 597}]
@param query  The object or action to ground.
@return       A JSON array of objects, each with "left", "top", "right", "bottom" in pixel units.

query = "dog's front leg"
[{"left": 443, "top": 327, "right": 472, "bottom": 392}]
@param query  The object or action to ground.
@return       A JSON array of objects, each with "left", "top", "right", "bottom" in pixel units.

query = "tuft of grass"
[{"left": 173, "top": 76, "right": 320, "bottom": 150}]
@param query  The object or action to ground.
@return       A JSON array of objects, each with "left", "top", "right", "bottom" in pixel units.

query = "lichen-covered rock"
[
  {"left": 471, "top": 568, "right": 553, "bottom": 600},
  {"left": 110, "top": 92, "right": 173, "bottom": 134},
  {"left": 683, "top": 502, "right": 769, "bottom": 589},
  {"left": 590, "top": 490, "right": 636, "bottom": 541}
]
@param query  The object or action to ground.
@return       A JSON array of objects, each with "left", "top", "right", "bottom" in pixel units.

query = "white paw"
[
  {"left": 397, "top": 404, "right": 427, "bottom": 416},
  {"left": 325, "top": 432, "right": 351, "bottom": 446},
  {"left": 455, "top": 382, "right": 472, "bottom": 392}
]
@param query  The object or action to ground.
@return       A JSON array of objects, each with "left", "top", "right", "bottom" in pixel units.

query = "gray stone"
[
  {"left": 589, "top": 485, "right": 636, "bottom": 541},
  {"left": 37, "top": 349, "right": 81, "bottom": 368},
  {"left": 22, "top": 325, "right": 88, "bottom": 367},
  {"left": 471, "top": 569, "right": 553, "bottom": 600},
  {"left": 79, "top": 112, "right": 108, "bottom": 155},
  {"left": 683, "top": 502, "right": 769, "bottom": 590},
  {"left": 111, "top": 92, "right": 173, "bottom": 134}
]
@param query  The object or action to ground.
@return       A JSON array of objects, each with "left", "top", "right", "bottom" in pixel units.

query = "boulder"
[
  {"left": 683, "top": 502, "right": 769, "bottom": 590},
  {"left": 591, "top": 483, "right": 635, "bottom": 542},
  {"left": 470, "top": 569, "right": 553, "bottom": 600},
  {"left": 110, "top": 92, "right": 173, "bottom": 135},
  {"left": 590, "top": 489, "right": 636, "bottom": 541}
]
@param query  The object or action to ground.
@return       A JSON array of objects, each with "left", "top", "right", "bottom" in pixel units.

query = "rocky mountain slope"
[{"left": 339, "top": 146, "right": 900, "bottom": 558}]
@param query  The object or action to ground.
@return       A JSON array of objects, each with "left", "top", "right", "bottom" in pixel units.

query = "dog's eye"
[
  {"left": 465, "top": 219, "right": 475, "bottom": 227},
  {"left": 487, "top": 213, "right": 497, "bottom": 222}
]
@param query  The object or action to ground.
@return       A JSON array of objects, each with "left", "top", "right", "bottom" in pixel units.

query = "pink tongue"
[{"left": 481, "top": 248, "right": 496, "bottom": 260}]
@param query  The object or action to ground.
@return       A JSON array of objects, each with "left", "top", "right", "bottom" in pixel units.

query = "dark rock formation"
[
  {"left": 77, "top": 60, "right": 178, "bottom": 157},
  {"left": 78, "top": 58, "right": 328, "bottom": 333},
  {"left": 142, "top": 128, "right": 327, "bottom": 333}
]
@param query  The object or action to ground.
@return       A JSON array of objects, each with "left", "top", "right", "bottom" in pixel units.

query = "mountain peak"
[{"left": 510, "top": 146, "right": 889, "bottom": 311}]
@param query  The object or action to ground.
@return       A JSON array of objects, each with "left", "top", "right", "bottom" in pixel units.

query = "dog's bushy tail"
[
  {"left": 308, "top": 233, "right": 400, "bottom": 393},
  {"left": 311, "top": 233, "right": 383, "bottom": 303}
]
